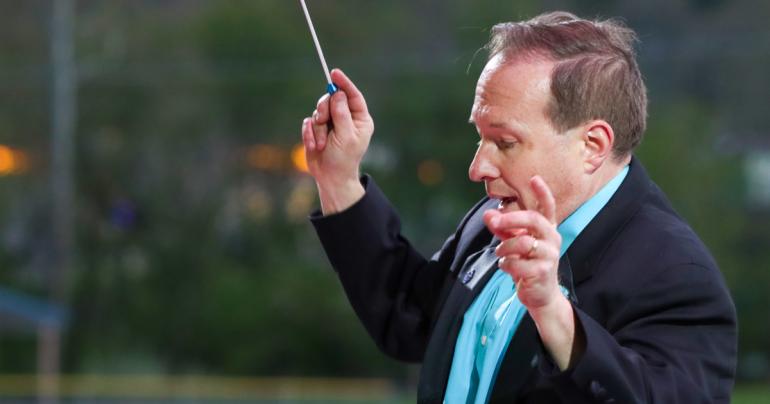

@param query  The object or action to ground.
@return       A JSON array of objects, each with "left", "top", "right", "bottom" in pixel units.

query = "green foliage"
[{"left": 734, "top": 384, "right": 770, "bottom": 404}]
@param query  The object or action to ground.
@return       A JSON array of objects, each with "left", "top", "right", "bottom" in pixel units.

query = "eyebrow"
[{"left": 468, "top": 117, "right": 509, "bottom": 130}]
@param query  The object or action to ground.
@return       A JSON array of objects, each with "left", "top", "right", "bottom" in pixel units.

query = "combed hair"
[{"left": 487, "top": 11, "right": 648, "bottom": 158}]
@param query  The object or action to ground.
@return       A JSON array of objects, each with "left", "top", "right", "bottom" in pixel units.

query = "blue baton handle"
[{"left": 327, "top": 83, "right": 338, "bottom": 95}]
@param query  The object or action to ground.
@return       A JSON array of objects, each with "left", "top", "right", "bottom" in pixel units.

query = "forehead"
[{"left": 471, "top": 55, "right": 555, "bottom": 127}]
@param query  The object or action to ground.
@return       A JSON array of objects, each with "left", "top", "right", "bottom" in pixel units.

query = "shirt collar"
[{"left": 557, "top": 165, "right": 629, "bottom": 256}]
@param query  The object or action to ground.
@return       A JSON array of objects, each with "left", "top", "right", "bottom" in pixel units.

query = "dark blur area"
[{"left": 0, "top": 0, "right": 768, "bottom": 402}]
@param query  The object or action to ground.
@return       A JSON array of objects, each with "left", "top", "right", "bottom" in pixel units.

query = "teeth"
[{"left": 498, "top": 197, "right": 517, "bottom": 210}]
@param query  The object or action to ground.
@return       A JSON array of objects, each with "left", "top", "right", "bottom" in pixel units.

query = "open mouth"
[{"left": 498, "top": 196, "right": 519, "bottom": 210}]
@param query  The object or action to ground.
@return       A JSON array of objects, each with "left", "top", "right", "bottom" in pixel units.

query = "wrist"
[
  {"left": 529, "top": 294, "right": 582, "bottom": 370},
  {"left": 316, "top": 176, "right": 366, "bottom": 215},
  {"left": 529, "top": 293, "right": 572, "bottom": 333}
]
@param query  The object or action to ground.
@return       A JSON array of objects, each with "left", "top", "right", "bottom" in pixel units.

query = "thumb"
[
  {"left": 330, "top": 68, "right": 368, "bottom": 116},
  {"left": 330, "top": 91, "right": 356, "bottom": 138}
]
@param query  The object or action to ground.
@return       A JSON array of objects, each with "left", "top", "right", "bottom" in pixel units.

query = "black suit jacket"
[{"left": 311, "top": 158, "right": 737, "bottom": 403}]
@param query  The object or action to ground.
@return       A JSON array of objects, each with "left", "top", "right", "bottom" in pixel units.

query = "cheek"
[
  {"left": 542, "top": 138, "right": 580, "bottom": 174},
  {"left": 498, "top": 154, "right": 537, "bottom": 194},
  {"left": 497, "top": 152, "right": 523, "bottom": 178},
  {"left": 544, "top": 161, "right": 582, "bottom": 206},
  {"left": 531, "top": 150, "right": 575, "bottom": 201}
]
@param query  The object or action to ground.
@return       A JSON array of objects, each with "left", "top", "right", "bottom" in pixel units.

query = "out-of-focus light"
[
  {"left": 291, "top": 144, "right": 309, "bottom": 173},
  {"left": 286, "top": 178, "right": 316, "bottom": 222},
  {"left": 417, "top": 159, "right": 444, "bottom": 186},
  {"left": 364, "top": 142, "right": 398, "bottom": 172},
  {"left": 246, "top": 189, "right": 273, "bottom": 220},
  {"left": 746, "top": 152, "right": 770, "bottom": 207},
  {"left": 13, "top": 150, "right": 28, "bottom": 172},
  {"left": 109, "top": 198, "right": 138, "bottom": 231},
  {"left": 0, "top": 145, "right": 28, "bottom": 176},
  {"left": 0, "top": 146, "right": 14, "bottom": 174},
  {"left": 247, "top": 144, "right": 285, "bottom": 171}
]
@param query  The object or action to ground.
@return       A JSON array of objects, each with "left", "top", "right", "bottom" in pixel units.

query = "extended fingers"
[
  {"left": 530, "top": 175, "right": 557, "bottom": 224},
  {"left": 483, "top": 210, "right": 523, "bottom": 239},
  {"left": 485, "top": 209, "right": 560, "bottom": 242},
  {"left": 496, "top": 234, "right": 558, "bottom": 261},
  {"left": 498, "top": 255, "right": 551, "bottom": 285}
]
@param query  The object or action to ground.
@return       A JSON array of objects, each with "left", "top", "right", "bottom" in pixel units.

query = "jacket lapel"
[
  {"left": 418, "top": 240, "right": 501, "bottom": 403},
  {"left": 566, "top": 157, "right": 650, "bottom": 285}
]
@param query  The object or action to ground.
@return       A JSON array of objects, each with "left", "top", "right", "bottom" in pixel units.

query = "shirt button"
[
  {"left": 589, "top": 380, "right": 609, "bottom": 400},
  {"left": 481, "top": 335, "right": 487, "bottom": 346}
]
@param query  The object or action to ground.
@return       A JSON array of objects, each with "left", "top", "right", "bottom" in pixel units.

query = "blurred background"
[{"left": 0, "top": 0, "right": 768, "bottom": 402}]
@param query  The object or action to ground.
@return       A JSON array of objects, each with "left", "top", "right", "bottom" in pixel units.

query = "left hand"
[
  {"left": 484, "top": 175, "right": 563, "bottom": 311},
  {"left": 485, "top": 176, "right": 583, "bottom": 370}
]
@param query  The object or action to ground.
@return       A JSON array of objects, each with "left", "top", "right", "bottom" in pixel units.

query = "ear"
[{"left": 580, "top": 120, "right": 614, "bottom": 174}]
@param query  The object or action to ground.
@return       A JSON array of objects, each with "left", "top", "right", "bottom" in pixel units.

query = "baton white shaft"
[{"left": 299, "top": 0, "right": 333, "bottom": 86}]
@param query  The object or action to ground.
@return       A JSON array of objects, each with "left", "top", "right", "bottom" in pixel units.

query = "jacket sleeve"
[
  {"left": 310, "top": 175, "right": 488, "bottom": 362},
  {"left": 539, "top": 263, "right": 737, "bottom": 403}
]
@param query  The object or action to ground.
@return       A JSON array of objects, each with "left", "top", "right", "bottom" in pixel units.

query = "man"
[{"left": 300, "top": 11, "right": 737, "bottom": 403}]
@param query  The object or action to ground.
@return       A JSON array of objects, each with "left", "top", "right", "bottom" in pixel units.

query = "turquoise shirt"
[{"left": 444, "top": 166, "right": 629, "bottom": 404}]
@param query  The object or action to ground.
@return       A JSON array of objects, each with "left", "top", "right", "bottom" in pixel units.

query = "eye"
[{"left": 496, "top": 139, "right": 517, "bottom": 150}]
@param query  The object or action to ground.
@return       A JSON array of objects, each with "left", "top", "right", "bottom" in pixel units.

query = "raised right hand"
[{"left": 301, "top": 68, "right": 374, "bottom": 214}]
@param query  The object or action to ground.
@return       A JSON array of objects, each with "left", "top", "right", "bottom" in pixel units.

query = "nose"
[{"left": 468, "top": 143, "right": 498, "bottom": 182}]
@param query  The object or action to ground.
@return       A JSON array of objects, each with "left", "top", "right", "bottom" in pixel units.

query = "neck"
[
  {"left": 558, "top": 155, "right": 631, "bottom": 224},
  {"left": 588, "top": 155, "right": 630, "bottom": 198}
]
